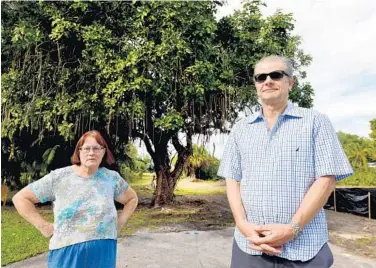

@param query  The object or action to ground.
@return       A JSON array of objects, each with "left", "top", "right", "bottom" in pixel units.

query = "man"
[{"left": 218, "top": 55, "right": 353, "bottom": 268}]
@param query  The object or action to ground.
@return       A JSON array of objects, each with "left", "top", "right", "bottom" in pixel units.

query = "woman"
[{"left": 12, "top": 130, "right": 138, "bottom": 268}]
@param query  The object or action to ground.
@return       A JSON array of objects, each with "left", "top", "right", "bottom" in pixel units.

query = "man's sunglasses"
[{"left": 254, "top": 70, "right": 290, "bottom": 83}]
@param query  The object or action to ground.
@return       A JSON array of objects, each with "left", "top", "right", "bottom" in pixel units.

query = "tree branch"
[
  {"left": 132, "top": 131, "right": 156, "bottom": 160},
  {"left": 170, "top": 129, "right": 193, "bottom": 179}
]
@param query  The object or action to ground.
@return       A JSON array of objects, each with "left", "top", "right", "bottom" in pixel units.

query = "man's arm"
[
  {"left": 292, "top": 175, "right": 335, "bottom": 229},
  {"left": 226, "top": 178, "right": 247, "bottom": 228},
  {"left": 252, "top": 175, "right": 335, "bottom": 246},
  {"left": 226, "top": 178, "right": 281, "bottom": 255}
]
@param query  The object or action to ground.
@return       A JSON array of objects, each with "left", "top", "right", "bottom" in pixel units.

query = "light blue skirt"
[{"left": 48, "top": 239, "right": 117, "bottom": 268}]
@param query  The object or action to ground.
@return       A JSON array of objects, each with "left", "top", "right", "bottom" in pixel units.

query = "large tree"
[{"left": 1, "top": 1, "right": 313, "bottom": 206}]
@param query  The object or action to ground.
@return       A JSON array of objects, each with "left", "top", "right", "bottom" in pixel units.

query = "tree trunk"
[
  {"left": 151, "top": 168, "right": 176, "bottom": 207},
  {"left": 150, "top": 139, "right": 191, "bottom": 207},
  {"left": 134, "top": 129, "right": 192, "bottom": 207},
  {"left": 187, "top": 166, "right": 197, "bottom": 181}
]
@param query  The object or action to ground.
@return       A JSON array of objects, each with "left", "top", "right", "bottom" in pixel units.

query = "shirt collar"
[{"left": 248, "top": 102, "right": 302, "bottom": 124}]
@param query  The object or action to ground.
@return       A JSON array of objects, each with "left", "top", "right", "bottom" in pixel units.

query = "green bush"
[
  {"left": 120, "top": 164, "right": 143, "bottom": 183},
  {"left": 195, "top": 158, "right": 220, "bottom": 181},
  {"left": 337, "top": 169, "right": 376, "bottom": 186},
  {"left": 118, "top": 142, "right": 152, "bottom": 183}
]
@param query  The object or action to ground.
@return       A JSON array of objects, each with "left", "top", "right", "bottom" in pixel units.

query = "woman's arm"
[
  {"left": 12, "top": 187, "right": 54, "bottom": 238},
  {"left": 115, "top": 186, "right": 138, "bottom": 234}
]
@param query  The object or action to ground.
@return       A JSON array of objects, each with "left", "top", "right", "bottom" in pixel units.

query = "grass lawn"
[
  {"left": 1, "top": 209, "right": 53, "bottom": 265},
  {"left": 131, "top": 173, "right": 226, "bottom": 195},
  {"left": 129, "top": 173, "right": 155, "bottom": 195}
]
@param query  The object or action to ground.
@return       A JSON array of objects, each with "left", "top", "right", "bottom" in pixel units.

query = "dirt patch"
[
  {"left": 176, "top": 178, "right": 226, "bottom": 190},
  {"left": 136, "top": 193, "right": 233, "bottom": 231},
  {"left": 326, "top": 209, "right": 376, "bottom": 235},
  {"left": 326, "top": 209, "right": 376, "bottom": 259}
]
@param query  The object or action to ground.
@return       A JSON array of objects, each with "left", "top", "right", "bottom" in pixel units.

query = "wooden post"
[
  {"left": 334, "top": 189, "right": 337, "bottom": 212},
  {"left": 369, "top": 192, "right": 372, "bottom": 220},
  {"left": 1, "top": 185, "right": 8, "bottom": 207}
]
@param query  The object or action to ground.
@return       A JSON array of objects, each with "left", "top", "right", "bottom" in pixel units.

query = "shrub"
[{"left": 195, "top": 158, "right": 220, "bottom": 181}]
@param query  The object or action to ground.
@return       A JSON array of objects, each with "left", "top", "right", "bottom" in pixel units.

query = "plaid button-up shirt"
[{"left": 218, "top": 102, "right": 353, "bottom": 261}]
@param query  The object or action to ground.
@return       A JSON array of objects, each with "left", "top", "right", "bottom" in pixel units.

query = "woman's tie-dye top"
[{"left": 29, "top": 166, "right": 128, "bottom": 250}]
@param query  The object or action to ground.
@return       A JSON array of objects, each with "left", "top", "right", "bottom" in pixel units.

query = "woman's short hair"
[{"left": 71, "top": 130, "right": 115, "bottom": 166}]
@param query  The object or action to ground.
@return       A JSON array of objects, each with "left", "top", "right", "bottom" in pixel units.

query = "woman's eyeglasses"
[{"left": 79, "top": 146, "right": 104, "bottom": 154}]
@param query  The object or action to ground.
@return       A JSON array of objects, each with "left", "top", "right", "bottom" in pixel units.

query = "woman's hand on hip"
[{"left": 38, "top": 222, "right": 54, "bottom": 238}]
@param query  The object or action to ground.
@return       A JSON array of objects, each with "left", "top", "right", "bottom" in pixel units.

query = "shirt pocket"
[{"left": 277, "top": 135, "right": 313, "bottom": 181}]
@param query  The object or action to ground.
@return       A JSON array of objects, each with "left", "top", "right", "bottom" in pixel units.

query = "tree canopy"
[{"left": 1, "top": 1, "right": 314, "bottom": 205}]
